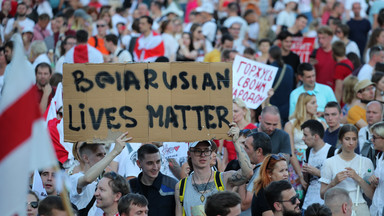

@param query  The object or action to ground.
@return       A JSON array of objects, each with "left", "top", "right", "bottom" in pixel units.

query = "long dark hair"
[{"left": 269, "top": 45, "right": 284, "bottom": 67}]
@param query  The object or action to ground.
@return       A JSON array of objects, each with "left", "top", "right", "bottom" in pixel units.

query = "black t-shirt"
[
  {"left": 251, "top": 188, "right": 271, "bottom": 216},
  {"left": 282, "top": 51, "right": 301, "bottom": 86}
]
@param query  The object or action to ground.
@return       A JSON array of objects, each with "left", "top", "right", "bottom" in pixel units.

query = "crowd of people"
[{"left": 3, "top": 0, "right": 383, "bottom": 215}]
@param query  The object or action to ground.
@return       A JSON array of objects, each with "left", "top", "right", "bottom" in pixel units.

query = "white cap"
[
  {"left": 284, "top": 0, "right": 299, "bottom": 4},
  {"left": 196, "top": 3, "right": 215, "bottom": 14},
  {"left": 162, "top": 2, "right": 184, "bottom": 17},
  {"left": 189, "top": 140, "right": 213, "bottom": 148}
]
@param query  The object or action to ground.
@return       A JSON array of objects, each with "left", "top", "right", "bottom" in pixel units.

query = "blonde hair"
[
  {"left": 233, "top": 97, "right": 251, "bottom": 122},
  {"left": 342, "top": 75, "right": 358, "bottom": 104},
  {"left": 258, "top": 16, "right": 271, "bottom": 39},
  {"left": 290, "top": 93, "right": 317, "bottom": 130},
  {"left": 370, "top": 121, "right": 384, "bottom": 138}
]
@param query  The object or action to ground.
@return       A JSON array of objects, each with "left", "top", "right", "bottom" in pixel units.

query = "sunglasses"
[
  {"left": 266, "top": 153, "right": 285, "bottom": 169},
  {"left": 27, "top": 201, "right": 38, "bottom": 209},
  {"left": 278, "top": 193, "right": 299, "bottom": 205},
  {"left": 97, "top": 24, "right": 106, "bottom": 28},
  {"left": 371, "top": 135, "right": 384, "bottom": 141}
]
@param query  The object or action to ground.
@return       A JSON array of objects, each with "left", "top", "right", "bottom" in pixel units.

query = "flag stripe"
[{"left": 0, "top": 85, "right": 41, "bottom": 162}]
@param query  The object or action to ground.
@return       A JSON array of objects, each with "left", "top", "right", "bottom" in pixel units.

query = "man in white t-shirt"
[
  {"left": 4, "top": 2, "right": 35, "bottom": 41},
  {"left": 69, "top": 132, "right": 131, "bottom": 216},
  {"left": 358, "top": 46, "right": 384, "bottom": 81},
  {"left": 196, "top": 3, "right": 217, "bottom": 45},
  {"left": 301, "top": 119, "right": 336, "bottom": 211}
]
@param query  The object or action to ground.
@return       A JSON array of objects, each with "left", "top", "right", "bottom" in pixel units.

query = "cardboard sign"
[
  {"left": 63, "top": 62, "right": 233, "bottom": 143},
  {"left": 232, "top": 55, "right": 278, "bottom": 109},
  {"left": 291, "top": 37, "right": 316, "bottom": 63}
]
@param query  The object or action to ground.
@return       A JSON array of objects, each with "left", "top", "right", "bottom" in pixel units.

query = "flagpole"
[{"left": 54, "top": 166, "right": 74, "bottom": 216}]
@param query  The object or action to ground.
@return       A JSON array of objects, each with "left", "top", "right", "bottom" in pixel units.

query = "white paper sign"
[{"left": 232, "top": 55, "right": 279, "bottom": 109}]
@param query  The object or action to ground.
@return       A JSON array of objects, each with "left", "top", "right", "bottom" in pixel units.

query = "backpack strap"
[
  {"left": 310, "top": 48, "right": 318, "bottom": 58},
  {"left": 78, "top": 195, "right": 96, "bottom": 216},
  {"left": 327, "top": 146, "right": 336, "bottom": 158},
  {"left": 178, "top": 176, "right": 188, "bottom": 216},
  {"left": 93, "top": 36, "right": 98, "bottom": 48},
  {"left": 273, "top": 64, "right": 287, "bottom": 91},
  {"left": 117, "top": 49, "right": 124, "bottom": 57},
  {"left": 214, "top": 171, "right": 224, "bottom": 191},
  {"left": 305, "top": 147, "right": 312, "bottom": 163},
  {"left": 336, "top": 62, "right": 353, "bottom": 72}
]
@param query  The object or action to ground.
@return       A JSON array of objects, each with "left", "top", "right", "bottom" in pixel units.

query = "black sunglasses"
[
  {"left": 27, "top": 201, "right": 38, "bottom": 208},
  {"left": 266, "top": 153, "right": 285, "bottom": 169},
  {"left": 278, "top": 193, "right": 299, "bottom": 205}
]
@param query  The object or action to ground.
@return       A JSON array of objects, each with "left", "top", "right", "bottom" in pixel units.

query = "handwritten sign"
[
  {"left": 291, "top": 37, "right": 316, "bottom": 63},
  {"left": 232, "top": 55, "right": 278, "bottom": 109},
  {"left": 63, "top": 62, "right": 233, "bottom": 143}
]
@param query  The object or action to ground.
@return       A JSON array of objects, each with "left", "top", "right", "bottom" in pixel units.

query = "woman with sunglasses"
[
  {"left": 27, "top": 190, "right": 39, "bottom": 216},
  {"left": 251, "top": 154, "right": 289, "bottom": 216},
  {"left": 319, "top": 124, "right": 374, "bottom": 215},
  {"left": 284, "top": 92, "right": 326, "bottom": 196},
  {"left": 190, "top": 23, "right": 213, "bottom": 62},
  {"left": 368, "top": 122, "right": 384, "bottom": 216}
]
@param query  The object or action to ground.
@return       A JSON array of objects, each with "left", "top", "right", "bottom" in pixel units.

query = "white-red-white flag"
[{"left": 0, "top": 34, "right": 57, "bottom": 216}]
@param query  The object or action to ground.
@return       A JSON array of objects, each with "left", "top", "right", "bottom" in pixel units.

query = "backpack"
[
  {"left": 179, "top": 171, "right": 224, "bottom": 216},
  {"left": 336, "top": 62, "right": 353, "bottom": 72},
  {"left": 305, "top": 146, "right": 336, "bottom": 163}
]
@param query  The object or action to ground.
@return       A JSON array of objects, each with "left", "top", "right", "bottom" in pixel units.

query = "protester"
[
  {"left": 320, "top": 124, "right": 374, "bottom": 215},
  {"left": 129, "top": 144, "right": 177, "bottom": 216},
  {"left": 205, "top": 191, "right": 241, "bottom": 216},
  {"left": 369, "top": 121, "right": 384, "bottom": 216},
  {"left": 118, "top": 193, "right": 149, "bottom": 216},
  {"left": 251, "top": 154, "right": 289, "bottom": 215},
  {"left": 324, "top": 187, "right": 353, "bottom": 216},
  {"left": 323, "top": 102, "right": 343, "bottom": 147},
  {"left": 264, "top": 180, "right": 302, "bottom": 216},
  {"left": 27, "top": 190, "right": 39, "bottom": 216}
]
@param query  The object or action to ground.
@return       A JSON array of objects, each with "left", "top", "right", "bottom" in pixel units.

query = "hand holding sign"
[{"left": 232, "top": 55, "right": 278, "bottom": 109}]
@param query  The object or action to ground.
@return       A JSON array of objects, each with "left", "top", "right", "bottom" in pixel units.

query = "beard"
[
  {"left": 283, "top": 210, "right": 302, "bottom": 216},
  {"left": 282, "top": 205, "right": 302, "bottom": 216}
]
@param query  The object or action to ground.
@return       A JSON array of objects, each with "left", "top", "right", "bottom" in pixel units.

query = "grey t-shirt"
[{"left": 269, "top": 129, "right": 292, "bottom": 155}]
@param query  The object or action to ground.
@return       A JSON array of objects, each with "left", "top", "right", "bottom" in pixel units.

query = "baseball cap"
[
  {"left": 354, "top": 79, "right": 375, "bottom": 93},
  {"left": 189, "top": 140, "right": 213, "bottom": 148}
]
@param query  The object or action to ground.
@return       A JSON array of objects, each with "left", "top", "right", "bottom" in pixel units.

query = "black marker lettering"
[
  {"left": 119, "top": 106, "right": 137, "bottom": 127},
  {"left": 147, "top": 105, "right": 164, "bottom": 128},
  {"left": 89, "top": 107, "right": 104, "bottom": 130},
  {"left": 95, "top": 71, "right": 114, "bottom": 89},
  {"left": 72, "top": 70, "right": 93, "bottom": 92},
  {"left": 174, "top": 105, "right": 191, "bottom": 130},
  {"left": 68, "top": 105, "right": 80, "bottom": 131},
  {"left": 144, "top": 69, "right": 158, "bottom": 89}
]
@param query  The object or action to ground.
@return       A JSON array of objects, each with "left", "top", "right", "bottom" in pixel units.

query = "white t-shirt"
[
  {"left": 370, "top": 154, "right": 384, "bottom": 216},
  {"left": 276, "top": 11, "right": 296, "bottom": 28},
  {"left": 113, "top": 143, "right": 141, "bottom": 178},
  {"left": 69, "top": 172, "right": 101, "bottom": 216},
  {"left": 202, "top": 20, "right": 217, "bottom": 43},
  {"left": 5, "top": 17, "right": 35, "bottom": 35},
  {"left": 357, "top": 64, "right": 374, "bottom": 81},
  {"left": 32, "top": 54, "right": 51, "bottom": 70},
  {"left": 302, "top": 143, "right": 335, "bottom": 210},
  {"left": 161, "top": 33, "right": 179, "bottom": 61},
  {"left": 319, "top": 154, "right": 374, "bottom": 204}
]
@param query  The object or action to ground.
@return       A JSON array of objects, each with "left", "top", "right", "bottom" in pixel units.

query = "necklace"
[{"left": 192, "top": 170, "right": 212, "bottom": 203}]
